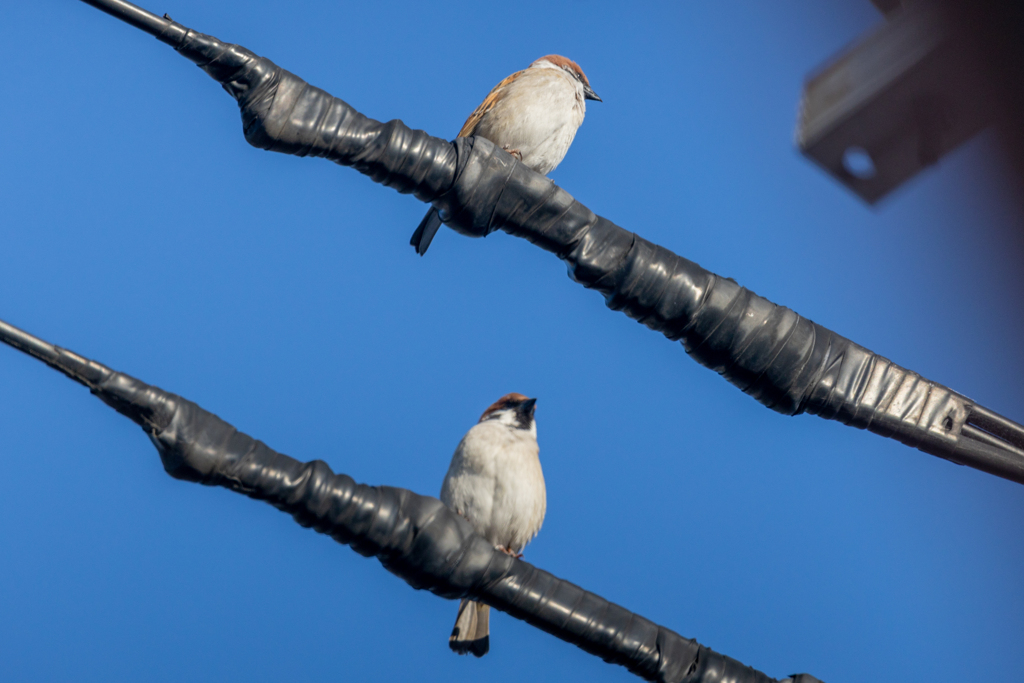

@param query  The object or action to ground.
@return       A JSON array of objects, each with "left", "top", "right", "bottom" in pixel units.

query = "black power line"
[
  {"left": 76, "top": 0, "right": 1024, "bottom": 483},
  {"left": 0, "top": 317, "right": 821, "bottom": 683}
]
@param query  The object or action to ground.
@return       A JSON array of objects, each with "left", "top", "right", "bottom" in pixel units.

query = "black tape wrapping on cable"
[
  {"left": 160, "top": 26, "right": 458, "bottom": 203},
  {"left": 0, "top": 318, "right": 820, "bottom": 683},
  {"left": 155, "top": 23, "right": 1024, "bottom": 482}
]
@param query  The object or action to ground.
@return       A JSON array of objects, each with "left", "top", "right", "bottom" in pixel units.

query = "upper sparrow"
[{"left": 410, "top": 55, "right": 601, "bottom": 255}]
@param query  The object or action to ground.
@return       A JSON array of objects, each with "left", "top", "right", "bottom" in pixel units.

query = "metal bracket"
[{"left": 797, "top": 4, "right": 991, "bottom": 203}]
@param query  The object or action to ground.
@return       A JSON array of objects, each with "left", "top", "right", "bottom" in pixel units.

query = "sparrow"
[
  {"left": 440, "top": 393, "right": 546, "bottom": 657},
  {"left": 410, "top": 55, "right": 601, "bottom": 255}
]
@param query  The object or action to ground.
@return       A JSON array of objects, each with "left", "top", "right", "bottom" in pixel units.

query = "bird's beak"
[
  {"left": 519, "top": 398, "right": 537, "bottom": 419},
  {"left": 583, "top": 85, "right": 602, "bottom": 102}
]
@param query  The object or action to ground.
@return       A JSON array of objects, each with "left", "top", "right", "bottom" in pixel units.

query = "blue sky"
[{"left": 2, "top": 1, "right": 1023, "bottom": 682}]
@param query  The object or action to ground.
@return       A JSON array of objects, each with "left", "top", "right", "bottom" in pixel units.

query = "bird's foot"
[
  {"left": 502, "top": 145, "right": 523, "bottom": 162},
  {"left": 498, "top": 546, "right": 524, "bottom": 559}
]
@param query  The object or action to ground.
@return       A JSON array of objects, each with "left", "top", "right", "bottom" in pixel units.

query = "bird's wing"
[{"left": 457, "top": 69, "right": 526, "bottom": 138}]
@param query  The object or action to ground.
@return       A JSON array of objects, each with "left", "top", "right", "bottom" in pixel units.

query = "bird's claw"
[{"left": 501, "top": 145, "right": 523, "bottom": 162}]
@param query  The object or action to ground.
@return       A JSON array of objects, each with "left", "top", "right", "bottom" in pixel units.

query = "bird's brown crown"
[
  {"left": 536, "top": 55, "right": 591, "bottom": 87},
  {"left": 480, "top": 393, "right": 531, "bottom": 422}
]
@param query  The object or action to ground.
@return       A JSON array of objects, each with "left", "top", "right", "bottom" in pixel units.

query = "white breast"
[
  {"left": 474, "top": 67, "right": 586, "bottom": 176},
  {"left": 440, "top": 420, "right": 546, "bottom": 553}
]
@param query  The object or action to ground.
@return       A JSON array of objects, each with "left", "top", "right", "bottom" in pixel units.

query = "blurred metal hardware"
[
  {"left": 797, "top": 2, "right": 991, "bottom": 202},
  {"left": 871, "top": 0, "right": 905, "bottom": 17}
]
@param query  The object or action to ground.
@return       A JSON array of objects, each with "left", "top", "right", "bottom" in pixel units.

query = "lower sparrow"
[{"left": 440, "top": 393, "right": 546, "bottom": 656}]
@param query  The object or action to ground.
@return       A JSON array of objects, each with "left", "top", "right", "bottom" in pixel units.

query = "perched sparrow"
[
  {"left": 440, "top": 393, "right": 546, "bottom": 657},
  {"left": 410, "top": 55, "right": 601, "bottom": 255}
]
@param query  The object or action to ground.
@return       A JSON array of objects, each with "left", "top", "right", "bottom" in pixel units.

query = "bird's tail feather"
[
  {"left": 410, "top": 207, "right": 443, "bottom": 256},
  {"left": 449, "top": 599, "right": 489, "bottom": 657}
]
